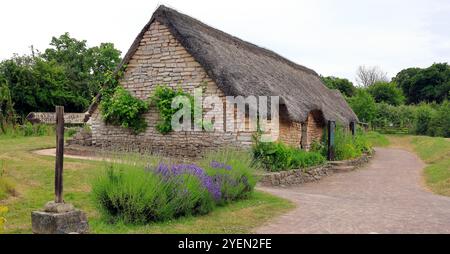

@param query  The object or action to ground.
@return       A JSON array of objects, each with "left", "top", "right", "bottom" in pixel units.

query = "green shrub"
[
  {"left": 159, "top": 169, "right": 215, "bottom": 218},
  {"left": 291, "top": 149, "right": 326, "bottom": 168},
  {"left": 92, "top": 164, "right": 164, "bottom": 223},
  {"left": 21, "top": 122, "right": 54, "bottom": 136},
  {"left": 150, "top": 85, "right": 195, "bottom": 134},
  {"left": 66, "top": 127, "right": 78, "bottom": 137},
  {"left": 332, "top": 127, "right": 372, "bottom": 161},
  {"left": 0, "top": 123, "right": 54, "bottom": 138},
  {"left": 414, "top": 103, "right": 435, "bottom": 135},
  {"left": 92, "top": 149, "right": 260, "bottom": 224},
  {"left": 100, "top": 86, "right": 149, "bottom": 134},
  {"left": 252, "top": 140, "right": 325, "bottom": 172},
  {"left": 92, "top": 161, "right": 216, "bottom": 224},
  {"left": 350, "top": 92, "right": 449, "bottom": 138},
  {"left": 200, "top": 149, "right": 257, "bottom": 204},
  {"left": 372, "top": 103, "right": 416, "bottom": 132},
  {"left": 427, "top": 101, "right": 450, "bottom": 138}
]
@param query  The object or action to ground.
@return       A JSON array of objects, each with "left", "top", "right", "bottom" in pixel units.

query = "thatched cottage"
[{"left": 77, "top": 5, "right": 357, "bottom": 157}]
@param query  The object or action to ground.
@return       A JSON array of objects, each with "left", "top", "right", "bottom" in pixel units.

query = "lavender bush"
[
  {"left": 153, "top": 163, "right": 221, "bottom": 201},
  {"left": 151, "top": 163, "right": 217, "bottom": 216},
  {"left": 92, "top": 149, "right": 257, "bottom": 224},
  {"left": 200, "top": 149, "right": 257, "bottom": 205}
]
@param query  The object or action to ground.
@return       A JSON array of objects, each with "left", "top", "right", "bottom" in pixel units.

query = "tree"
[
  {"left": 355, "top": 65, "right": 389, "bottom": 87},
  {"left": 320, "top": 76, "right": 356, "bottom": 97},
  {"left": 42, "top": 33, "right": 121, "bottom": 100},
  {"left": 0, "top": 33, "right": 121, "bottom": 119},
  {"left": 0, "top": 55, "right": 85, "bottom": 116},
  {"left": 393, "top": 63, "right": 450, "bottom": 104},
  {"left": 86, "top": 43, "right": 122, "bottom": 97},
  {"left": 367, "top": 81, "right": 405, "bottom": 106},
  {"left": 0, "top": 78, "right": 15, "bottom": 132},
  {"left": 347, "top": 89, "right": 377, "bottom": 124}
]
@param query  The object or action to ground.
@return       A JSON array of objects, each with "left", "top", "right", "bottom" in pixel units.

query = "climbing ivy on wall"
[
  {"left": 99, "top": 69, "right": 149, "bottom": 134},
  {"left": 100, "top": 85, "right": 149, "bottom": 134},
  {"left": 100, "top": 78, "right": 207, "bottom": 135},
  {"left": 150, "top": 85, "right": 195, "bottom": 134}
]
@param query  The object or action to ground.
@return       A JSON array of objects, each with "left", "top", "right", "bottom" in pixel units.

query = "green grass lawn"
[
  {"left": 0, "top": 136, "right": 293, "bottom": 234},
  {"left": 386, "top": 134, "right": 450, "bottom": 197},
  {"left": 366, "top": 131, "right": 390, "bottom": 147}
]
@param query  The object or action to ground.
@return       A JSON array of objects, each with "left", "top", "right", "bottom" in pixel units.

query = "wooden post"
[
  {"left": 54, "top": 106, "right": 64, "bottom": 203},
  {"left": 327, "top": 120, "right": 335, "bottom": 161},
  {"left": 350, "top": 121, "right": 356, "bottom": 137}
]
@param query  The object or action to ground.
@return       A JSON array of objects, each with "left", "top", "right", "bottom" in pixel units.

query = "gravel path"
[{"left": 256, "top": 148, "right": 450, "bottom": 234}]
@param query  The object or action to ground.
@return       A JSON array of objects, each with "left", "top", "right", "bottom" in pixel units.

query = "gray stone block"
[
  {"left": 44, "top": 201, "right": 74, "bottom": 213},
  {"left": 31, "top": 209, "right": 89, "bottom": 234}
]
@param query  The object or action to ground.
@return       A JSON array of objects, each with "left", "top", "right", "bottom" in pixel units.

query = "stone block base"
[{"left": 31, "top": 209, "right": 89, "bottom": 234}]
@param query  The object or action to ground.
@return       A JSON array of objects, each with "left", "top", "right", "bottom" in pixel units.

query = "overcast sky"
[{"left": 1, "top": 0, "right": 449, "bottom": 83}]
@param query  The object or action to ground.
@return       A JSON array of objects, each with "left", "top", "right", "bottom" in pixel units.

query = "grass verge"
[
  {"left": 0, "top": 136, "right": 293, "bottom": 233},
  {"left": 366, "top": 131, "right": 390, "bottom": 147},
  {"left": 387, "top": 135, "right": 450, "bottom": 196}
]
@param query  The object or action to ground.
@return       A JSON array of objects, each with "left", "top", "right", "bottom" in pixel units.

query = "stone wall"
[
  {"left": 67, "top": 128, "right": 92, "bottom": 146},
  {"left": 306, "top": 111, "right": 325, "bottom": 148},
  {"left": 88, "top": 21, "right": 304, "bottom": 157},
  {"left": 258, "top": 152, "right": 373, "bottom": 187},
  {"left": 279, "top": 114, "right": 302, "bottom": 148},
  {"left": 258, "top": 164, "right": 332, "bottom": 186}
]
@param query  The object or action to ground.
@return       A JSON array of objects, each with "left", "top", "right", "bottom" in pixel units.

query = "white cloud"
[{"left": 1, "top": 0, "right": 448, "bottom": 83}]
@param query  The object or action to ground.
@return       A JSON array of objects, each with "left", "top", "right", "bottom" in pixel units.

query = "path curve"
[{"left": 256, "top": 148, "right": 450, "bottom": 234}]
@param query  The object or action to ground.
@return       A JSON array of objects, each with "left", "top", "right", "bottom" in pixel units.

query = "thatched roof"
[{"left": 87, "top": 5, "right": 357, "bottom": 124}]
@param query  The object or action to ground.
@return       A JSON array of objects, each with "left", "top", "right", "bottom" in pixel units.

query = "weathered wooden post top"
[{"left": 31, "top": 106, "right": 88, "bottom": 234}]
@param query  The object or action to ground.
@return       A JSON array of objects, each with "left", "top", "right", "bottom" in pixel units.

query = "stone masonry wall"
[
  {"left": 306, "top": 111, "right": 325, "bottom": 147},
  {"left": 258, "top": 165, "right": 332, "bottom": 186},
  {"left": 279, "top": 115, "right": 302, "bottom": 148},
  {"left": 258, "top": 152, "right": 372, "bottom": 187},
  {"left": 89, "top": 21, "right": 302, "bottom": 157}
]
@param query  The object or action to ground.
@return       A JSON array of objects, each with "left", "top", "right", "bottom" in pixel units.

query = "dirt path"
[
  {"left": 256, "top": 148, "right": 450, "bottom": 234},
  {"left": 33, "top": 148, "right": 106, "bottom": 161}
]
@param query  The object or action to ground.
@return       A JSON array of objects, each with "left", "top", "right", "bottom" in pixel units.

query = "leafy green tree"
[
  {"left": 0, "top": 33, "right": 121, "bottom": 119},
  {"left": 0, "top": 55, "right": 41, "bottom": 116},
  {"left": 393, "top": 63, "right": 450, "bottom": 104},
  {"left": 0, "top": 55, "right": 84, "bottom": 116},
  {"left": 367, "top": 81, "right": 405, "bottom": 106},
  {"left": 320, "top": 76, "right": 356, "bottom": 97},
  {"left": 347, "top": 89, "right": 377, "bottom": 124},
  {"left": 87, "top": 43, "right": 122, "bottom": 96},
  {"left": 100, "top": 85, "right": 149, "bottom": 134},
  {"left": 0, "top": 78, "right": 16, "bottom": 132},
  {"left": 42, "top": 33, "right": 121, "bottom": 101}
]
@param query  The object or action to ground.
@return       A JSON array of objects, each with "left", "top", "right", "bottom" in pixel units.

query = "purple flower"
[
  {"left": 210, "top": 160, "right": 232, "bottom": 171},
  {"left": 152, "top": 163, "right": 222, "bottom": 201}
]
